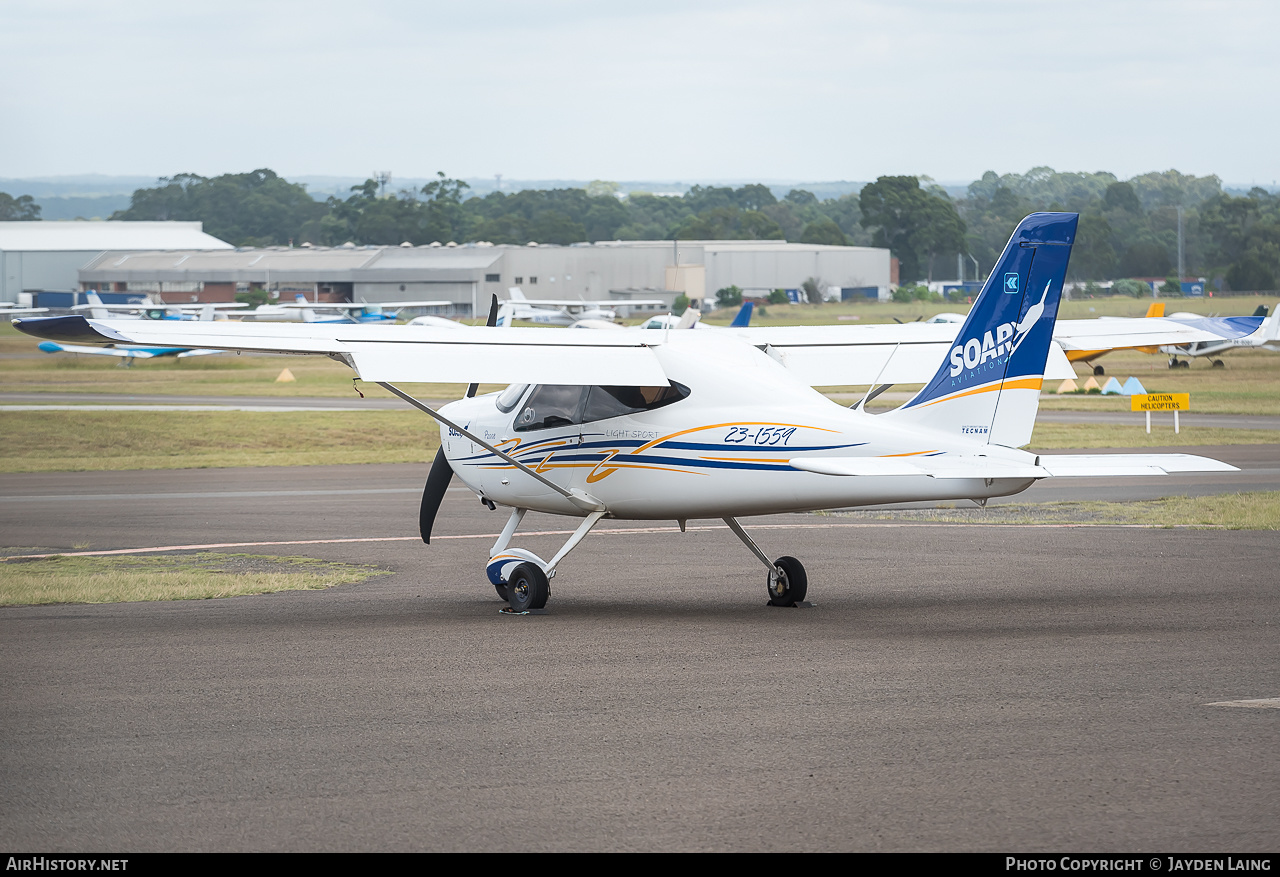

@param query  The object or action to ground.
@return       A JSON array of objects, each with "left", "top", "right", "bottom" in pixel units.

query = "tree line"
[{"left": 4, "top": 166, "right": 1275, "bottom": 290}]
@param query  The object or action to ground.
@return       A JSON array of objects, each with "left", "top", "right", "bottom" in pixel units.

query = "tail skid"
[{"left": 880, "top": 213, "right": 1078, "bottom": 448}]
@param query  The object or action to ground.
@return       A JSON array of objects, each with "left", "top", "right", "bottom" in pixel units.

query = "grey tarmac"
[{"left": 1, "top": 455, "right": 1278, "bottom": 851}]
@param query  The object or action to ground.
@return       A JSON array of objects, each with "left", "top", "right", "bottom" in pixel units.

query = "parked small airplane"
[
  {"left": 406, "top": 314, "right": 469, "bottom": 329},
  {"left": 633, "top": 302, "right": 755, "bottom": 331},
  {"left": 497, "top": 287, "right": 665, "bottom": 326},
  {"left": 1058, "top": 303, "right": 1278, "bottom": 373},
  {"left": 243, "top": 294, "right": 452, "bottom": 323},
  {"left": 1160, "top": 304, "right": 1279, "bottom": 368},
  {"left": 0, "top": 302, "right": 48, "bottom": 316},
  {"left": 15, "top": 214, "right": 1239, "bottom": 613},
  {"left": 74, "top": 292, "right": 247, "bottom": 322},
  {"left": 1062, "top": 302, "right": 1170, "bottom": 374},
  {"left": 36, "top": 340, "right": 222, "bottom": 366}
]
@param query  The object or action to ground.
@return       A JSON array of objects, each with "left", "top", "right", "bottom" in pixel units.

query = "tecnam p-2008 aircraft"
[{"left": 15, "top": 214, "right": 1237, "bottom": 613}]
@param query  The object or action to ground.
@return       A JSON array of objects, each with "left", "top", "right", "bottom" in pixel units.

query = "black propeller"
[{"left": 419, "top": 294, "right": 501, "bottom": 543}]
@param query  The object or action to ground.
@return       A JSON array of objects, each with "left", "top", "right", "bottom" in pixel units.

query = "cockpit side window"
[
  {"left": 512, "top": 383, "right": 691, "bottom": 432},
  {"left": 580, "top": 383, "right": 690, "bottom": 423},
  {"left": 514, "top": 385, "right": 587, "bottom": 432}
]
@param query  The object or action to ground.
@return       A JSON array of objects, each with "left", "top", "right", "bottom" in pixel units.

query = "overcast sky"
[{"left": 4, "top": 0, "right": 1276, "bottom": 186}]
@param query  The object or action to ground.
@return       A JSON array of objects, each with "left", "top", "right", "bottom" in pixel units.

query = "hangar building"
[
  {"left": 0, "top": 221, "right": 232, "bottom": 306},
  {"left": 77, "top": 239, "right": 891, "bottom": 316}
]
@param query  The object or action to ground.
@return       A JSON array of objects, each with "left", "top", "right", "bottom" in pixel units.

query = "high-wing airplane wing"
[
  {"left": 728, "top": 323, "right": 1079, "bottom": 384},
  {"left": 17, "top": 316, "right": 669, "bottom": 386},
  {"left": 16, "top": 304, "right": 1261, "bottom": 390}
]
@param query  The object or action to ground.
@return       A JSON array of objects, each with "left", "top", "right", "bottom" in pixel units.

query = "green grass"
[
  {"left": 0, "top": 409, "right": 440, "bottom": 472},
  {"left": 0, "top": 552, "right": 391, "bottom": 606},
  {"left": 1027, "top": 422, "right": 1280, "bottom": 448},
  {"left": 693, "top": 295, "right": 1275, "bottom": 327},
  {"left": 828, "top": 491, "right": 1280, "bottom": 530}
]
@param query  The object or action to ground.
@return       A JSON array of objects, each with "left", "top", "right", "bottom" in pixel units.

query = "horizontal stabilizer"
[
  {"left": 791, "top": 452, "right": 1239, "bottom": 479},
  {"left": 790, "top": 457, "right": 1047, "bottom": 479},
  {"left": 1035, "top": 454, "right": 1240, "bottom": 476}
]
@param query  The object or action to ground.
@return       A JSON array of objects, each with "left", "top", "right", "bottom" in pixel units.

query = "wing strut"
[{"left": 377, "top": 381, "right": 605, "bottom": 513}]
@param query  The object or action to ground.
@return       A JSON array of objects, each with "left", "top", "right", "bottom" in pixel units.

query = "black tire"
[
  {"left": 1212, "top": 359, "right": 1225, "bottom": 368},
  {"left": 494, "top": 584, "right": 510, "bottom": 602},
  {"left": 1168, "top": 358, "right": 1180, "bottom": 369},
  {"left": 507, "top": 562, "right": 549, "bottom": 612},
  {"left": 1093, "top": 365, "right": 1105, "bottom": 376},
  {"left": 767, "top": 556, "right": 808, "bottom": 607}
]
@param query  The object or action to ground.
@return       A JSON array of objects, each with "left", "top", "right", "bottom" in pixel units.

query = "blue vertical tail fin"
[{"left": 880, "top": 213, "right": 1078, "bottom": 448}]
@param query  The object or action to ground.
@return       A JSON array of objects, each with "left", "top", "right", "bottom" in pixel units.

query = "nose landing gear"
[{"left": 485, "top": 507, "right": 606, "bottom": 613}]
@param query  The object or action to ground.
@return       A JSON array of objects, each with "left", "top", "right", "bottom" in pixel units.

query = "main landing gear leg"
[
  {"left": 488, "top": 509, "right": 607, "bottom": 612},
  {"left": 723, "top": 517, "right": 809, "bottom": 608},
  {"left": 489, "top": 508, "right": 527, "bottom": 601}
]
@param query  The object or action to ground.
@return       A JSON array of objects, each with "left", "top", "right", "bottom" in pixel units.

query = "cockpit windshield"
[{"left": 495, "top": 384, "right": 530, "bottom": 413}]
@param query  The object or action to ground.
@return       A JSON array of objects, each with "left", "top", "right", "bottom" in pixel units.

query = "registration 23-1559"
[{"left": 723, "top": 426, "right": 798, "bottom": 445}]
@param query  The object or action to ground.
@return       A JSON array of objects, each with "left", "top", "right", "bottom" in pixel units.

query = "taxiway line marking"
[
  {"left": 2, "top": 521, "right": 1166, "bottom": 561},
  {"left": 1205, "top": 697, "right": 1280, "bottom": 709}
]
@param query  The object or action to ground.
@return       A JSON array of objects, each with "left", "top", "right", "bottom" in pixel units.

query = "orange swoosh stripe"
[{"left": 917, "top": 377, "right": 1043, "bottom": 407}]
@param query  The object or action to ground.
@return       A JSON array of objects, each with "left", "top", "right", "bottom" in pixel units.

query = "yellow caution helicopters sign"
[{"left": 1131, "top": 393, "right": 1190, "bottom": 412}]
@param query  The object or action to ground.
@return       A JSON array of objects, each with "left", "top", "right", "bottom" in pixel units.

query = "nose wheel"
[
  {"left": 767, "top": 556, "right": 808, "bottom": 607},
  {"left": 506, "top": 563, "right": 549, "bottom": 612}
]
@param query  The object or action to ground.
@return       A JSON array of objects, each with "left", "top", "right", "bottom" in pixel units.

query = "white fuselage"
[{"left": 438, "top": 333, "right": 1036, "bottom": 520}]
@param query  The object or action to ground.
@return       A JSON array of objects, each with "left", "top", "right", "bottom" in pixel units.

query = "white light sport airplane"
[
  {"left": 15, "top": 214, "right": 1239, "bottom": 613},
  {"left": 243, "top": 294, "right": 453, "bottom": 323},
  {"left": 74, "top": 292, "right": 247, "bottom": 322},
  {"left": 0, "top": 302, "right": 48, "bottom": 316},
  {"left": 1159, "top": 305, "right": 1279, "bottom": 368},
  {"left": 629, "top": 302, "right": 755, "bottom": 331},
  {"left": 34, "top": 339, "right": 222, "bottom": 366},
  {"left": 498, "top": 287, "right": 666, "bottom": 326}
]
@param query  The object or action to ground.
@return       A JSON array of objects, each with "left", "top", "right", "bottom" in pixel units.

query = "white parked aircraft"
[
  {"left": 242, "top": 294, "right": 452, "bottom": 323},
  {"left": 73, "top": 292, "right": 248, "bottom": 321},
  {"left": 498, "top": 287, "right": 665, "bottom": 326},
  {"left": 1159, "top": 305, "right": 1279, "bottom": 368},
  {"left": 15, "top": 214, "right": 1239, "bottom": 613},
  {"left": 0, "top": 302, "right": 48, "bottom": 316},
  {"left": 406, "top": 315, "right": 469, "bottom": 329},
  {"left": 35, "top": 339, "right": 223, "bottom": 366}
]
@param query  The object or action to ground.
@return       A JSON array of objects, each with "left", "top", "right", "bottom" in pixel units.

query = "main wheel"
[
  {"left": 1212, "top": 359, "right": 1225, "bottom": 368},
  {"left": 767, "top": 556, "right": 808, "bottom": 607},
  {"left": 507, "top": 562, "right": 549, "bottom": 612},
  {"left": 494, "top": 584, "right": 510, "bottom": 602},
  {"left": 1092, "top": 365, "right": 1105, "bottom": 376}
]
